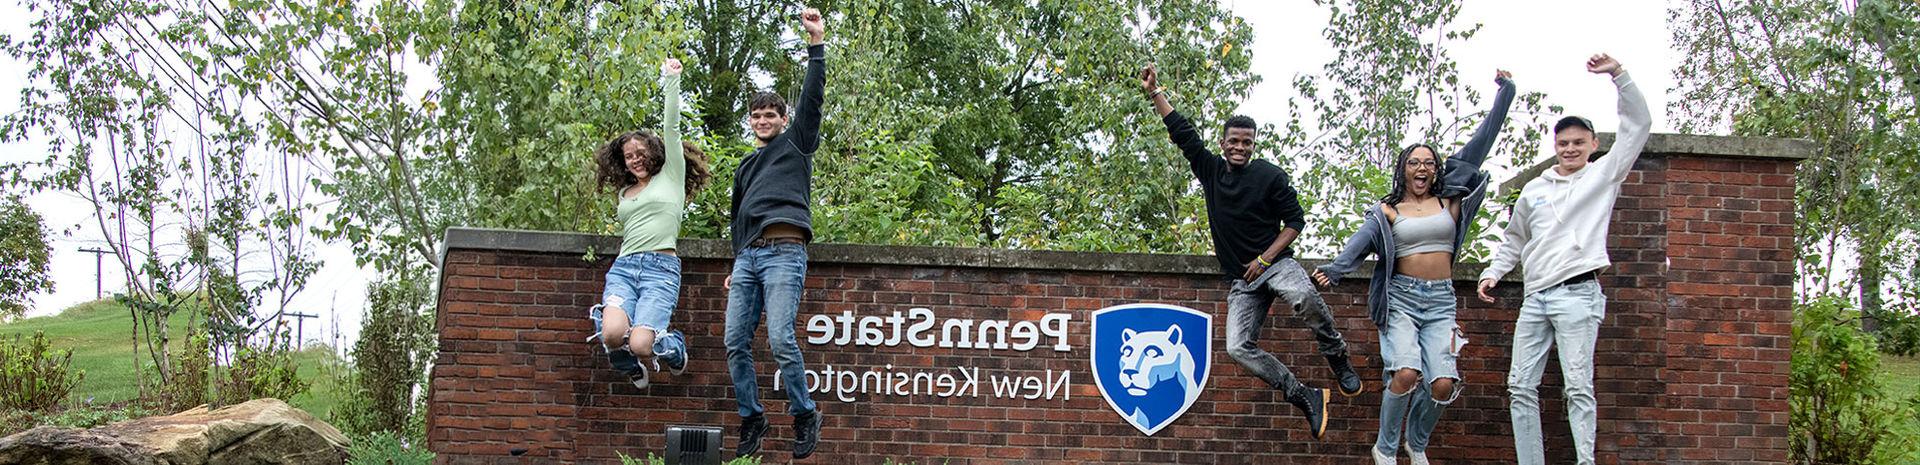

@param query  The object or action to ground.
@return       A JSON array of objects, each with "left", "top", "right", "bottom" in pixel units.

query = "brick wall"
[{"left": 428, "top": 134, "right": 1806, "bottom": 464}]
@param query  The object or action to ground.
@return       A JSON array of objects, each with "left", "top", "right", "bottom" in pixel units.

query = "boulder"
[{"left": 0, "top": 398, "right": 350, "bottom": 465}]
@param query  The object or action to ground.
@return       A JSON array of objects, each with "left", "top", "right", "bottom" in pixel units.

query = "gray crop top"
[{"left": 1392, "top": 212, "right": 1455, "bottom": 257}]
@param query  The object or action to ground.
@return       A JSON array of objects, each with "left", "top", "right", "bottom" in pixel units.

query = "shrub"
[
  {"left": 346, "top": 430, "right": 433, "bottom": 465},
  {"left": 619, "top": 453, "right": 762, "bottom": 465},
  {"left": 0, "top": 331, "right": 84, "bottom": 412},
  {"left": 340, "top": 268, "right": 435, "bottom": 435},
  {"left": 215, "top": 338, "right": 309, "bottom": 407},
  {"left": 1790, "top": 296, "right": 1920, "bottom": 464},
  {"left": 1880, "top": 300, "right": 1920, "bottom": 357},
  {"left": 161, "top": 329, "right": 211, "bottom": 410}
]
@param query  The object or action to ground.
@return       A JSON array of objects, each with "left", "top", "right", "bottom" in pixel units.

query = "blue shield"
[{"left": 1090, "top": 303, "right": 1212, "bottom": 436}]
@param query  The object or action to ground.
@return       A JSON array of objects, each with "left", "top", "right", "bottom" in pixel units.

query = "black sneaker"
[
  {"left": 736, "top": 414, "right": 768, "bottom": 458},
  {"left": 792, "top": 410, "right": 822, "bottom": 459},
  {"left": 1286, "top": 386, "right": 1331, "bottom": 439},
  {"left": 1327, "top": 353, "right": 1364, "bottom": 398}
]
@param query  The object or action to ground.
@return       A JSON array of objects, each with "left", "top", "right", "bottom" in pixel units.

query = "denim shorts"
[
  {"left": 1380, "top": 274, "right": 1465, "bottom": 387},
  {"left": 594, "top": 252, "right": 683, "bottom": 335}
]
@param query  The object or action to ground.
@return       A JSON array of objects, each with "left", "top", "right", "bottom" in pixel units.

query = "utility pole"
[
  {"left": 284, "top": 312, "right": 318, "bottom": 348},
  {"left": 77, "top": 247, "right": 112, "bottom": 300}
]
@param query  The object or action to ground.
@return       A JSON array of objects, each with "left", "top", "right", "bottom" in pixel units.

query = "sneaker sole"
[
  {"left": 1313, "top": 389, "right": 1331, "bottom": 439},
  {"left": 1339, "top": 384, "right": 1365, "bottom": 398}
]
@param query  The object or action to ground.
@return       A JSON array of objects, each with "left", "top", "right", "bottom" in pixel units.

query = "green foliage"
[
  {"left": 1278, "top": 0, "right": 1558, "bottom": 258},
  {"left": 1671, "top": 0, "right": 1920, "bottom": 312},
  {"left": 160, "top": 329, "right": 210, "bottom": 410},
  {"left": 0, "top": 196, "right": 53, "bottom": 321},
  {"left": 0, "top": 401, "right": 156, "bottom": 437},
  {"left": 337, "top": 268, "right": 435, "bottom": 436},
  {"left": 619, "top": 453, "right": 761, "bottom": 465},
  {"left": 1876, "top": 308, "right": 1920, "bottom": 357},
  {"left": 1790, "top": 297, "right": 1920, "bottom": 464},
  {"left": 807, "top": 0, "right": 1253, "bottom": 251},
  {"left": 346, "top": 430, "right": 435, "bottom": 465},
  {"left": 215, "top": 334, "right": 310, "bottom": 407},
  {"left": 0, "top": 331, "right": 84, "bottom": 412},
  {"left": 0, "top": 0, "right": 323, "bottom": 397}
]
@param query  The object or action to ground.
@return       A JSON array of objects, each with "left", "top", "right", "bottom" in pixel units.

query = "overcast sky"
[{"left": 1, "top": 1, "right": 1683, "bottom": 348}]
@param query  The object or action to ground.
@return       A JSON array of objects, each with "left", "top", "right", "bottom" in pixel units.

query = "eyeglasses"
[{"left": 1404, "top": 159, "right": 1438, "bottom": 168}]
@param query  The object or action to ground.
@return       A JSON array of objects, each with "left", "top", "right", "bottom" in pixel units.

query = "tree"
[
  {"left": 1, "top": 0, "right": 321, "bottom": 405},
  {"left": 794, "top": 0, "right": 1257, "bottom": 252},
  {"left": 1276, "top": 0, "right": 1559, "bottom": 259},
  {"left": 0, "top": 196, "right": 53, "bottom": 320},
  {"left": 1670, "top": 0, "right": 1920, "bottom": 320}
]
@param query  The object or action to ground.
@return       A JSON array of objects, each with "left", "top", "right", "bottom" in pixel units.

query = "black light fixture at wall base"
[{"left": 666, "top": 425, "right": 723, "bottom": 465}]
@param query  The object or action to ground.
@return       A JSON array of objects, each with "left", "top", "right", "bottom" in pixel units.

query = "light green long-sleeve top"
[{"left": 617, "top": 74, "right": 685, "bottom": 256}]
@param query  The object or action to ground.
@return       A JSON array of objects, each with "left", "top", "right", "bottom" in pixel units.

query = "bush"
[
  {"left": 0, "top": 331, "right": 84, "bottom": 412},
  {"left": 0, "top": 402, "right": 155, "bottom": 437},
  {"left": 339, "top": 269, "right": 435, "bottom": 435},
  {"left": 1791, "top": 296, "right": 1920, "bottom": 464},
  {"left": 346, "top": 430, "right": 433, "bottom": 465},
  {"left": 1876, "top": 309, "right": 1920, "bottom": 357},
  {"left": 215, "top": 338, "right": 309, "bottom": 407},
  {"left": 619, "top": 453, "right": 762, "bottom": 465},
  {"left": 161, "top": 329, "right": 211, "bottom": 411}
]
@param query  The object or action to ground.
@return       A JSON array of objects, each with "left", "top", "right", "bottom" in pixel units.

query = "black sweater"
[
  {"left": 730, "top": 44, "right": 826, "bottom": 251},
  {"left": 1162, "top": 111, "right": 1308, "bottom": 279}
]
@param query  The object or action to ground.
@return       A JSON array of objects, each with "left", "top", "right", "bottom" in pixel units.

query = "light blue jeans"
[
  {"left": 1508, "top": 279, "right": 1604, "bottom": 465},
  {"left": 1376, "top": 275, "right": 1463, "bottom": 456},
  {"left": 724, "top": 243, "right": 817, "bottom": 418},
  {"left": 592, "top": 252, "right": 686, "bottom": 374}
]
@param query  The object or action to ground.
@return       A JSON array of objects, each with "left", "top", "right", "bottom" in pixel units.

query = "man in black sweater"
[
  {"left": 722, "top": 7, "right": 826, "bottom": 460},
  {"left": 1140, "top": 65, "right": 1361, "bottom": 439}
]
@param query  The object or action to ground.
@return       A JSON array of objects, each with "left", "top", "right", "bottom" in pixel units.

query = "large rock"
[{"left": 0, "top": 398, "right": 350, "bottom": 465}]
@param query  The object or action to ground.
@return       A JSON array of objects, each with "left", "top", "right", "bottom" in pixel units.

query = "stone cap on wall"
[
  {"left": 1501, "top": 131, "right": 1813, "bottom": 197},
  {"left": 440, "top": 132, "right": 1813, "bottom": 285},
  {"left": 440, "top": 227, "right": 1510, "bottom": 282}
]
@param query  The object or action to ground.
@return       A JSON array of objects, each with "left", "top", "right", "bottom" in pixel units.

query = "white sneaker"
[
  {"left": 1403, "top": 444, "right": 1429, "bottom": 465},
  {"left": 1373, "top": 446, "right": 1397, "bottom": 465},
  {"left": 627, "top": 362, "right": 650, "bottom": 389}
]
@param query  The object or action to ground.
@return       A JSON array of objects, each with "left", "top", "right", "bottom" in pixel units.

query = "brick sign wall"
[{"left": 428, "top": 134, "right": 1806, "bottom": 464}]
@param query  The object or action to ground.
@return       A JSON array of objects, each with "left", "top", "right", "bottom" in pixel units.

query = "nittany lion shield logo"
[{"left": 1090, "top": 303, "right": 1212, "bottom": 436}]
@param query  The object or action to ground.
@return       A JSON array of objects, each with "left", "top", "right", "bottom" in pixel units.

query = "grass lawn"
[
  {"left": 1881, "top": 354, "right": 1920, "bottom": 398},
  {"left": 0, "top": 299, "right": 347, "bottom": 419}
]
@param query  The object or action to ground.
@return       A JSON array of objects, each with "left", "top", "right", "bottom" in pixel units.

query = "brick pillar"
[{"left": 1657, "top": 139, "right": 1800, "bottom": 463}]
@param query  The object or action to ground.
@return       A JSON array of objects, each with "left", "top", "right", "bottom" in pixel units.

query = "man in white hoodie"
[{"left": 1475, "top": 53, "right": 1649, "bottom": 465}]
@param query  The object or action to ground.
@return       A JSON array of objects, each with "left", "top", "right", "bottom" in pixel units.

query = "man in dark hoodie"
[
  {"left": 1139, "top": 64, "right": 1363, "bottom": 440},
  {"left": 723, "top": 7, "right": 826, "bottom": 460}
]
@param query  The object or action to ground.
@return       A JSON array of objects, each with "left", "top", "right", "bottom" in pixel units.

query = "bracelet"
[{"left": 1256, "top": 256, "right": 1272, "bottom": 267}]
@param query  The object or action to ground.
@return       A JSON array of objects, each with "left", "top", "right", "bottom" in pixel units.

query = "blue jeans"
[
  {"left": 1376, "top": 275, "right": 1464, "bottom": 456},
  {"left": 1509, "top": 279, "right": 1604, "bottom": 465},
  {"left": 724, "top": 243, "right": 816, "bottom": 417},
  {"left": 592, "top": 252, "right": 686, "bottom": 374}
]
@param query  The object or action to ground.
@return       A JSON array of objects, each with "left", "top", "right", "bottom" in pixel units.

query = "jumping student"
[
  {"left": 590, "top": 58, "right": 713, "bottom": 389},
  {"left": 1476, "top": 54, "right": 1649, "bottom": 465},
  {"left": 1140, "top": 64, "right": 1364, "bottom": 439},
  {"left": 1313, "top": 70, "right": 1517, "bottom": 465},
  {"left": 723, "top": 7, "right": 828, "bottom": 460}
]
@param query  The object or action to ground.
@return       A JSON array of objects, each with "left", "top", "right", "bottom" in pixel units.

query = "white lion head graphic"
[{"left": 1117, "top": 324, "right": 1197, "bottom": 396}]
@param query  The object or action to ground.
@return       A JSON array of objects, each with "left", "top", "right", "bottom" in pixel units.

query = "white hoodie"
[{"left": 1481, "top": 71, "right": 1652, "bottom": 296}]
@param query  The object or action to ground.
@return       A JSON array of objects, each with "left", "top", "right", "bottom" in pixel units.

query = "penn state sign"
[{"left": 1089, "top": 303, "right": 1213, "bottom": 436}]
